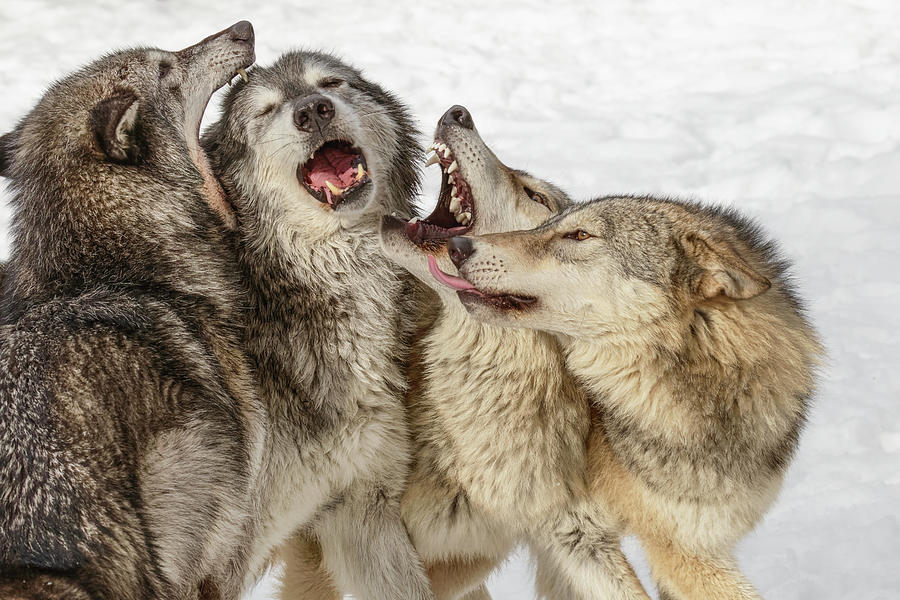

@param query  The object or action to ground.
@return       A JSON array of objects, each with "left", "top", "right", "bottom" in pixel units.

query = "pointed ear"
[
  {"left": 90, "top": 90, "right": 140, "bottom": 163},
  {"left": 681, "top": 232, "right": 770, "bottom": 301},
  {"left": 0, "top": 130, "right": 18, "bottom": 177}
]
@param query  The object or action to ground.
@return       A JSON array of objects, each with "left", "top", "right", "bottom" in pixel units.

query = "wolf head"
[
  {"left": 381, "top": 104, "right": 571, "bottom": 302},
  {"left": 0, "top": 22, "right": 255, "bottom": 304},
  {"left": 441, "top": 196, "right": 788, "bottom": 343},
  {"left": 203, "top": 50, "right": 421, "bottom": 242}
]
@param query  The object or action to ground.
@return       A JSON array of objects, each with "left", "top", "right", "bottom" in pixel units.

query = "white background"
[{"left": 1, "top": 1, "right": 898, "bottom": 598}]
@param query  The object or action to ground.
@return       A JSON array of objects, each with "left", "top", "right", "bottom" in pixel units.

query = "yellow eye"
[
  {"left": 564, "top": 230, "right": 592, "bottom": 241},
  {"left": 523, "top": 186, "right": 550, "bottom": 209}
]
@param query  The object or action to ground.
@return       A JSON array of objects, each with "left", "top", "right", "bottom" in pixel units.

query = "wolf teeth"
[
  {"left": 458, "top": 211, "right": 472, "bottom": 225},
  {"left": 442, "top": 147, "right": 451, "bottom": 158},
  {"left": 357, "top": 164, "right": 366, "bottom": 180},
  {"left": 425, "top": 153, "right": 440, "bottom": 167},
  {"left": 449, "top": 196, "right": 461, "bottom": 214},
  {"left": 409, "top": 216, "right": 420, "bottom": 224},
  {"left": 325, "top": 180, "right": 342, "bottom": 195},
  {"left": 238, "top": 68, "right": 248, "bottom": 83},
  {"left": 447, "top": 160, "right": 458, "bottom": 173}
]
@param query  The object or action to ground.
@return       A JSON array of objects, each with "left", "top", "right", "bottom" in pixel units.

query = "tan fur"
[{"left": 452, "top": 196, "right": 823, "bottom": 599}]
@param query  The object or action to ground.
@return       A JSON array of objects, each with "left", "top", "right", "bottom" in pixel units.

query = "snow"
[{"left": 2, "top": 0, "right": 898, "bottom": 598}]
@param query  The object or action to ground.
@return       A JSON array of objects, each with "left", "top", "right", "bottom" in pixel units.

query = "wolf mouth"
[
  {"left": 299, "top": 140, "right": 371, "bottom": 208},
  {"left": 426, "top": 255, "right": 536, "bottom": 309},
  {"left": 405, "top": 139, "right": 475, "bottom": 246}
]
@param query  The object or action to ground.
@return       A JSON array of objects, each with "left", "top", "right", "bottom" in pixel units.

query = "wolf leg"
[
  {"left": 643, "top": 541, "right": 761, "bottom": 600},
  {"left": 316, "top": 485, "right": 434, "bottom": 600},
  {"left": 532, "top": 509, "right": 650, "bottom": 600},
  {"left": 427, "top": 557, "right": 499, "bottom": 600},
  {"left": 277, "top": 532, "right": 341, "bottom": 600}
]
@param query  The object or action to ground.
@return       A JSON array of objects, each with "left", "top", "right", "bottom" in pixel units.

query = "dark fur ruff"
[
  {"left": 0, "top": 35, "right": 261, "bottom": 600},
  {"left": 203, "top": 51, "right": 433, "bottom": 599}
]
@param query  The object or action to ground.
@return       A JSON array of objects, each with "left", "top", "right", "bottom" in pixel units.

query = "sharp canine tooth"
[
  {"left": 409, "top": 216, "right": 420, "bottom": 224},
  {"left": 238, "top": 68, "right": 248, "bottom": 83},
  {"left": 449, "top": 196, "right": 461, "bottom": 213},
  {"left": 357, "top": 164, "right": 366, "bottom": 179},
  {"left": 325, "top": 180, "right": 342, "bottom": 195},
  {"left": 425, "top": 153, "right": 440, "bottom": 167},
  {"left": 447, "top": 160, "right": 458, "bottom": 173}
]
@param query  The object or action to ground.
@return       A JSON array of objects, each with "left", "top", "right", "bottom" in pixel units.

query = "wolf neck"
[
  {"left": 418, "top": 299, "right": 589, "bottom": 516},
  {"left": 563, "top": 300, "right": 817, "bottom": 496},
  {"left": 240, "top": 193, "right": 406, "bottom": 420}
]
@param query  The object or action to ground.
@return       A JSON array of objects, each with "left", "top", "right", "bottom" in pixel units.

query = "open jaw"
[
  {"left": 427, "top": 255, "right": 536, "bottom": 310},
  {"left": 299, "top": 140, "right": 372, "bottom": 208},
  {"left": 405, "top": 139, "right": 476, "bottom": 246}
]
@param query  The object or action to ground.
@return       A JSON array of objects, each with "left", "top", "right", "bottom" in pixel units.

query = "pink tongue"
[
  {"left": 305, "top": 146, "right": 360, "bottom": 191},
  {"left": 428, "top": 255, "right": 476, "bottom": 291}
]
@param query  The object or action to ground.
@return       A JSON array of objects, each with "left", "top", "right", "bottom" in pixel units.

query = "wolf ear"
[
  {"left": 90, "top": 90, "right": 140, "bottom": 163},
  {"left": 680, "top": 232, "right": 770, "bottom": 301},
  {"left": 0, "top": 130, "right": 18, "bottom": 177}
]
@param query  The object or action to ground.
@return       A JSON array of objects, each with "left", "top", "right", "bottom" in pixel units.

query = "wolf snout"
[
  {"left": 227, "top": 20, "right": 255, "bottom": 44},
  {"left": 294, "top": 94, "right": 335, "bottom": 133},
  {"left": 440, "top": 105, "right": 475, "bottom": 130},
  {"left": 448, "top": 236, "right": 475, "bottom": 268}
]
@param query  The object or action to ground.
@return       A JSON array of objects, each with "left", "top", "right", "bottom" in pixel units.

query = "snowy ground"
[{"left": 2, "top": 1, "right": 898, "bottom": 598}]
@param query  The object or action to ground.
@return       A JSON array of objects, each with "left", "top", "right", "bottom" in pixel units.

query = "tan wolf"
[{"left": 438, "top": 196, "right": 822, "bottom": 599}]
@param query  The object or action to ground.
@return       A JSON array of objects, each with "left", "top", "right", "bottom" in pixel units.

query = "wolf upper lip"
[{"left": 406, "top": 138, "right": 475, "bottom": 245}]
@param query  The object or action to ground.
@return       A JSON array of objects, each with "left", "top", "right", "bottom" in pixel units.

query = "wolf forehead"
[{"left": 221, "top": 51, "right": 373, "bottom": 112}]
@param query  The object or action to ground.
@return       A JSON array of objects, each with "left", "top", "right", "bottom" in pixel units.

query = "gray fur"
[
  {"left": 0, "top": 23, "right": 262, "bottom": 600},
  {"left": 203, "top": 51, "right": 433, "bottom": 600}
]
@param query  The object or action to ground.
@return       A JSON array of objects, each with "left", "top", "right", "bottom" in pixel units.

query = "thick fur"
[
  {"left": 0, "top": 23, "right": 263, "bottom": 600},
  {"left": 203, "top": 51, "right": 433, "bottom": 600},
  {"left": 287, "top": 108, "right": 650, "bottom": 599},
  {"left": 451, "top": 196, "right": 823, "bottom": 599}
]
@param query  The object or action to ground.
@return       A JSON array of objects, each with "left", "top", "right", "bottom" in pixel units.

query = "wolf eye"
[
  {"left": 320, "top": 78, "right": 344, "bottom": 89},
  {"left": 564, "top": 230, "right": 593, "bottom": 241},
  {"left": 524, "top": 186, "right": 550, "bottom": 209},
  {"left": 256, "top": 104, "right": 277, "bottom": 118},
  {"left": 158, "top": 62, "right": 173, "bottom": 79}
]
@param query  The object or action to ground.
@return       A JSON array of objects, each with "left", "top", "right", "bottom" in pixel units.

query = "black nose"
[
  {"left": 448, "top": 236, "right": 475, "bottom": 269},
  {"left": 440, "top": 105, "right": 475, "bottom": 130},
  {"left": 227, "top": 21, "right": 254, "bottom": 44},
  {"left": 294, "top": 94, "right": 335, "bottom": 133}
]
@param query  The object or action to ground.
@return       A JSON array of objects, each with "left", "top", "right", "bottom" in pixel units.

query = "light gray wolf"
[
  {"left": 0, "top": 22, "right": 262, "bottom": 600},
  {"left": 440, "top": 196, "right": 823, "bottom": 599},
  {"left": 285, "top": 105, "right": 652, "bottom": 599},
  {"left": 202, "top": 51, "right": 433, "bottom": 600}
]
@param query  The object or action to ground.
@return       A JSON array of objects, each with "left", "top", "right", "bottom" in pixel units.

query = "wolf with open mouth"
[
  {"left": 203, "top": 52, "right": 433, "bottom": 600},
  {"left": 381, "top": 106, "right": 652, "bottom": 599},
  {"left": 0, "top": 22, "right": 260, "bottom": 600}
]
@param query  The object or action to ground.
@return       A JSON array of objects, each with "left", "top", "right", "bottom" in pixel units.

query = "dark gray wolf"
[
  {"left": 441, "top": 196, "right": 823, "bottom": 599},
  {"left": 202, "top": 51, "right": 433, "bottom": 599},
  {"left": 0, "top": 22, "right": 262, "bottom": 600}
]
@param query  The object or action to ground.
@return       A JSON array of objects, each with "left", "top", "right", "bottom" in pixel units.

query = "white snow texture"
[{"left": 1, "top": 1, "right": 898, "bottom": 599}]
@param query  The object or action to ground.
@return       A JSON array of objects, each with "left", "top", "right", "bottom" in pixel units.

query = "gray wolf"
[
  {"left": 202, "top": 51, "right": 433, "bottom": 600},
  {"left": 441, "top": 196, "right": 823, "bottom": 599},
  {"left": 286, "top": 105, "right": 651, "bottom": 599},
  {"left": 0, "top": 22, "right": 261, "bottom": 600}
]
